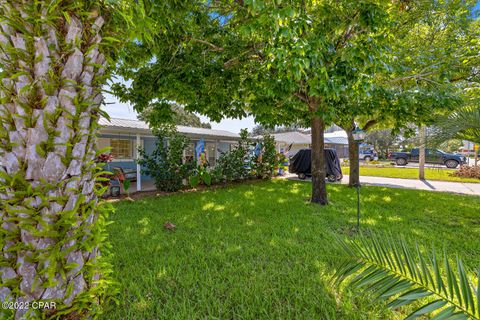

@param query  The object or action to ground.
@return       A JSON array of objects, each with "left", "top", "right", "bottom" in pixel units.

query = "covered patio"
[{"left": 99, "top": 117, "right": 240, "bottom": 192}]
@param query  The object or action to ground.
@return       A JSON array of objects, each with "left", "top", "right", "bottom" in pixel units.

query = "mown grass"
[
  {"left": 342, "top": 166, "right": 480, "bottom": 183},
  {"left": 103, "top": 180, "right": 480, "bottom": 319}
]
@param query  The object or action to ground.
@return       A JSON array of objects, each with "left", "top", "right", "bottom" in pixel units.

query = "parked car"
[
  {"left": 387, "top": 148, "right": 467, "bottom": 168},
  {"left": 289, "top": 149, "right": 343, "bottom": 182},
  {"left": 359, "top": 149, "right": 378, "bottom": 161}
]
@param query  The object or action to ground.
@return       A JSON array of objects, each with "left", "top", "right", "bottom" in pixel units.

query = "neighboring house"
[
  {"left": 324, "top": 130, "right": 349, "bottom": 158},
  {"left": 269, "top": 131, "right": 311, "bottom": 156},
  {"left": 458, "top": 140, "right": 478, "bottom": 155},
  {"left": 99, "top": 117, "right": 240, "bottom": 191},
  {"left": 268, "top": 130, "right": 349, "bottom": 158}
]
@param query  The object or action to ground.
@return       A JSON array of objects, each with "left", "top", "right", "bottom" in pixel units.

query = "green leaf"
[
  {"left": 477, "top": 269, "right": 480, "bottom": 318},
  {"left": 457, "top": 257, "right": 474, "bottom": 313},
  {"left": 123, "top": 179, "right": 131, "bottom": 192},
  {"left": 447, "top": 313, "right": 468, "bottom": 320},
  {"left": 387, "top": 288, "right": 431, "bottom": 310},
  {"left": 332, "top": 233, "right": 479, "bottom": 320},
  {"left": 405, "top": 300, "right": 447, "bottom": 320},
  {"left": 433, "top": 249, "right": 446, "bottom": 296},
  {"left": 430, "top": 306, "right": 455, "bottom": 320},
  {"left": 189, "top": 174, "right": 200, "bottom": 188},
  {"left": 62, "top": 11, "right": 71, "bottom": 24},
  {"left": 201, "top": 171, "right": 212, "bottom": 186}
]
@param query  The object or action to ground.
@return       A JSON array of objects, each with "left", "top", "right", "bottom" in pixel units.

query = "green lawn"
[
  {"left": 103, "top": 180, "right": 480, "bottom": 319},
  {"left": 342, "top": 166, "right": 480, "bottom": 183}
]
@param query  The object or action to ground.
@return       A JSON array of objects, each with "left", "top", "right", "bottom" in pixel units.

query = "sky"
[{"left": 102, "top": 92, "right": 256, "bottom": 133}]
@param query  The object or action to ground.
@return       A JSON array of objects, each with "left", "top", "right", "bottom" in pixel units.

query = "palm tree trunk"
[
  {"left": 338, "top": 120, "right": 359, "bottom": 187},
  {"left": 475, "top": 144, "right": 478, "bottom": 167},
  {"left": 310, "top": 99, "right": 328, "bottom": 205},
  {"left": 419, "top": 126, "right": 426, "bottom": 180},
  {"left": 346, "top": 130, "right": 360, "bottom": 187},
  {"left": 0, "top": 2, "right": 111, "bottom": 318}
]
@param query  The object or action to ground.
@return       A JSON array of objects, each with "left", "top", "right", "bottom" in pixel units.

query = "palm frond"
[
  {"left": 429, "top": 106, "right": 480, "bottom": 146},
  {"left": 333, "top": 232, "right": 479, "bottom": 320}
]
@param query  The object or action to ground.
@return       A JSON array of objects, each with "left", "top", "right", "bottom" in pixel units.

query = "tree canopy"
[
  {"left": 114, "top": 0, "right": 397, "bottom": 204},
  {"left": 138, "top": 103, "right": 211, "bottom": 128},
  {"left": 113, "top": 0, "right": 479, "bottom": 202}
]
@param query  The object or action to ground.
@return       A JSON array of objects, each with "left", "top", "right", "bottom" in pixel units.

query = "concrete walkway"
[{"left": 286, "top": 174, "right": 480, "bottom": 196}]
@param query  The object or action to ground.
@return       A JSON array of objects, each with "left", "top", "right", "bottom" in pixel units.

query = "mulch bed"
[{"left": 104, "top": 178, "right": 275, "bottom": 202}]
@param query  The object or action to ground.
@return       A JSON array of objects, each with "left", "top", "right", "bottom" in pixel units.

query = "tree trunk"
[
  {"left": 310, "top": 102, "right": 328, "bottom": 205},
  {"left": 475, "top": 144, "right": 478, "bottom": 167},
  {"left": 0, "top": 3, "right": 111, "bottom": 318},
  {"left": 419, "top": 126, "right": 426, "bottom": 180},
  {"left": 347, "top": 130, "right": 360, "bottom": 187}
]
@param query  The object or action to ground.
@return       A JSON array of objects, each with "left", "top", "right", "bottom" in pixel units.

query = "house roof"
[
  {"left": 324, "top": 130, "right": 348, "bottom": 145},
  {"left": 324, "top": 136, "right": 348, "bottom": 145},
  {"left": 269, "top": 131, "right": 311, "bottom": 144},
  {"left": 324, "top": 130, "right": 348, "bottom": 139},
  {"left": 268, "top": 130, "right": 348, "bottom": 145},
  {"left": 99, "top": 117, "right": 240, "bottom": 140}
]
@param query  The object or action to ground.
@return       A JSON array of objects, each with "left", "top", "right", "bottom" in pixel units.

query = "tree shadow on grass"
[{"left": 107, "top": 180, "right": 480, "bottom": 319}]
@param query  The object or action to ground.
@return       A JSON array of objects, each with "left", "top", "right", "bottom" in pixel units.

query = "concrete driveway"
[{"left": 286, "top": 174, "right": 480, "bottom": 196}]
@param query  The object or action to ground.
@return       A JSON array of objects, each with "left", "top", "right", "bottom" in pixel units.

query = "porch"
[
  {"left": 99, "top": 117, "right": 241, "bottom": 193},
  {"left": 129, "top": 180, "right": 156, "bottom": 193}
]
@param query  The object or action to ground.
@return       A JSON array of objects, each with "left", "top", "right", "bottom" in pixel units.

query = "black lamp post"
[{"left": 352, "top": 126, "right": 366, "bottom": 230}]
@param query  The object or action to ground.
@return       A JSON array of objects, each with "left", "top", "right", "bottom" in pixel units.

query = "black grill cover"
[{"left": 289, "top": 149, "right": 342, "bottom": 177}]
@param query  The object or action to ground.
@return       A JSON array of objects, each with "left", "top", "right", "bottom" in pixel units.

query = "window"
[
  {"left": 110, "top": 139, "right": 133, "bottom": 159},
  {"left": 205, "top": 142, "right": 216, "bottom": 167},
  {"left": 183, "top": 143, "right": 195, "bottom": 164},
  {"left": 97, "top": 138, "right": 110, "bottom": 152}
]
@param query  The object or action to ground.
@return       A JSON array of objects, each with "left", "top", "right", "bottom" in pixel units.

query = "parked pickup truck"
[{"left": 388, "top": 149, "right": 467, "bottom": 168}]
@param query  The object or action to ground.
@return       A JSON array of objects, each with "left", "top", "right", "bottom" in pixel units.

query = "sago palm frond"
[
  {"left": 333, "top": 232, "right": 479, "bottom": 320},
  {"left": 429, "top": 106, "right": 480, "bottom": 146}
]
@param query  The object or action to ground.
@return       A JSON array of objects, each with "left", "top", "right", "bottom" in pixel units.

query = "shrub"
[
  {"left": 451, "top": 165, "right": 480, "bottom": 179},
  {"left": 252, "top": 134, "right": 277, "bottom": 179},
  {"left": 139, "top": 126, "right": 193, "bottom": 192},
  {"left": 209, "top": 165, "right": 224, "bottom": 184},
  {"left": 201, "top": 170, "right": 212, "bottom": 186},
  {"left": 217, "top": 129, "right": 251, "bottom": 181},
  {"left": 188, "top": 174, "right": 200, "bottom": 188},
  {"left": 188, "top": 167, "right": 213, "bottom": 188}
]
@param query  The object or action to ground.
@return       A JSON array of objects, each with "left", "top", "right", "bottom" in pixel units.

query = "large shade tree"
[
  {"left": 114, "top": 0, "right": 394, "bottom": 205},
  {"left": 0, "top": 0, "right": 191, "bottom": 318},
  {"left": 335, "top": 0, "right": 479, "bottom": 186}
]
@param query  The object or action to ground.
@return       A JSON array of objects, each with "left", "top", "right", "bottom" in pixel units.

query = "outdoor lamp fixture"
[
  {"left": 352, "top": 126, "right": 366, "bottom": 142},
  {"left": 352, "top": 126, "right": 365, "bottom": 230}
]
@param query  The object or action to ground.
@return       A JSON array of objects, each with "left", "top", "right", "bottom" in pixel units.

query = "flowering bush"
[{"left": 96, "top": 153, "right": 114, "bottom": 163}]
